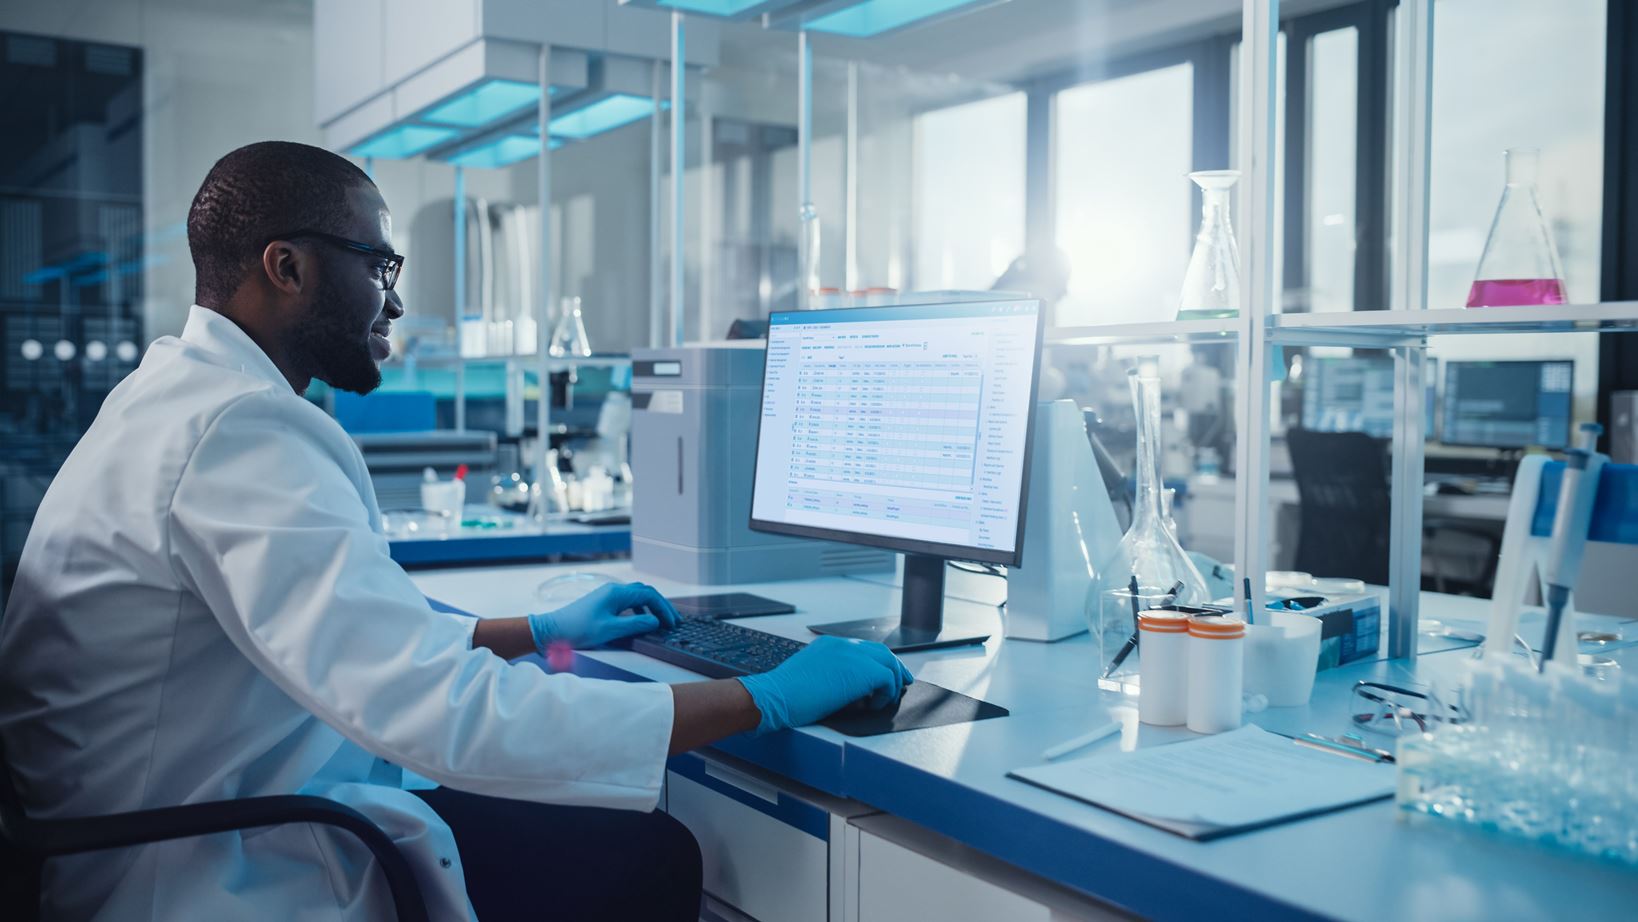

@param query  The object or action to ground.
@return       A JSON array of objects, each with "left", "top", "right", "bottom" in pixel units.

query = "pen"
[
  {"left": 1287, "top": 732, "right": 1395, "bottom": 764},
  {"left": 1242, "top": 576, "right": 1256, "bottom": 626},
  {"left": 1041, "top": 719, "right": 1122, "bottom": 761},
  {"left": 1104, "top": 576, "right": 1146, "bottom": 679}
]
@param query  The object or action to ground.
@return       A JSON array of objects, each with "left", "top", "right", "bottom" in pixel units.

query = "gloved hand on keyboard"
[
  {"left": 528, "top": 582, "right": 681, "bottom": 652},
  {"left": 736, "top": 635, "right": 913, "bottom": 735}
]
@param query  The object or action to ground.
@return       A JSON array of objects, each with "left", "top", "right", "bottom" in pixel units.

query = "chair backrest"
[
  {"left": 1286, "top": 428, "right": 1391, "bottom": 584},
  {"left": 0, "top": 733, "right": 44, "bottom": 922}
]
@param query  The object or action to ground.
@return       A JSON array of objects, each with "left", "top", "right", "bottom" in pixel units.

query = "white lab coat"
[{"left": 0, "top": 306, "right": 675, "bottom": 920}]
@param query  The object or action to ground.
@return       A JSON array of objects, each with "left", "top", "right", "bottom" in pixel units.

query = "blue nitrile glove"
[
  {"left": 527, "top": 582, "right": 681, "bottom": 651},
  {"left": 736, "top": 635, "right": 914, "bottom": 735}
]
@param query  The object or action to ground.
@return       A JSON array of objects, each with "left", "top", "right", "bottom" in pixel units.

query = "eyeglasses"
[
  {"left": 267, "top": 229, "right": 404, "bottom": 290},
  {"left": 1350, "top": 681, "right": 1466, "bottom": 737}
]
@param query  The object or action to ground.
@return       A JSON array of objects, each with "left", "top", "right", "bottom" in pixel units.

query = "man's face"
[{"left": 288, "top": 183, "right": 403, "bottom": 395}]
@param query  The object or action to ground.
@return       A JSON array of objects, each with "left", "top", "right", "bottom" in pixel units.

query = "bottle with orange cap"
[{"left": 1186, "top": 615, "right": 1245, "bottom": 734}]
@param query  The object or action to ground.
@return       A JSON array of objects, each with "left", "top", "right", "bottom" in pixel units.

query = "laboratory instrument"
[
  {"left": 1466, "top": 148, "right": 1569, "bottom": 307},
  {"left": 1040, "top": 719, "right": 1123, "bottom": 761},
  {"left": 352, "top": 430, "right": 499, "bottom": 510},
  {"left": 1137, "top": 611, "right": 1189, "bottom": 726},
  {"left": 1093, "top": 369, "right": 1208, "bottom": 675},
  {"left": 749, "top": 299, "right": 1044, "bottom": 651},
  {"left": 1005, "top": 399, "right": 1122, "bottom": 642},
  {"left": 549, "top": 295, "right": 593, "bottom": 357},
  {"left": 1613, "top": 390, "right": 1638, "bottom": 463},
  {"left": 1397, "top": 658, "right": 1638, "bottom": 867},
  {"left": 1186, "top": 615, "right": 1245, "bottom": 734},
  {"left": 1540, "top": 423, "right": 1607, "bottom": 667},
  {"left": 1441, "top": 360, "right": 1573, "bottom": 449},
  {"left": 630, "top": 344, "right": 894, "bottom": 584},
  {"left": 1177, "top": 170, "right": 1242, "bottom": 320}
]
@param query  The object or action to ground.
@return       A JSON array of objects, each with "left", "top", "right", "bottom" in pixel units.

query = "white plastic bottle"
[{"left": 1187, "top": 615, "right": 1245, "bottom": 734}]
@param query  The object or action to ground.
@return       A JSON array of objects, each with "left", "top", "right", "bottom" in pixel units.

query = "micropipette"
[{"left": 1539, "top": 423, "right": 1606, "bottom": 670}]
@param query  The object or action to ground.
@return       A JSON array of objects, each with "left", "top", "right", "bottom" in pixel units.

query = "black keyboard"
[{"left": 627, "top": 618, "right": 806, "bottom": 679}]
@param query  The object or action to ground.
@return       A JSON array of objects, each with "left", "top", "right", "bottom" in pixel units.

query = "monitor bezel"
[
  {"left": 746, "top": 298, "right": 1044, "bottom": 569},
  {"left": 1439, "top": 358, "right": 1575, "bottom": 450}
]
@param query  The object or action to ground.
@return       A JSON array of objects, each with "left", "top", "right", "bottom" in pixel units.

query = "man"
[{"left": 0, "top": 141, "right": 911, "bottom": 920}]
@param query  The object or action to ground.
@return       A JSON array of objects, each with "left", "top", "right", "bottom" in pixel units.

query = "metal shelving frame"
[{"left": 1031, "top": 0, "right": 1638, "bottom": 661}]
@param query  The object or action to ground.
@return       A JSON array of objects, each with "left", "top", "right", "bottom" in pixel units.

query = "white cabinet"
[
  {"left": 846, "top": 815, "right": 1128, "bottom": 922},
  {"left": 666, "top": 752, "right": 874, "bottom": 922}
]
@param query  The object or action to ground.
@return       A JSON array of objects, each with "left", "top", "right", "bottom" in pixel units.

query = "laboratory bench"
[
  {"left": 409, "top": 562, "right": 1638, "bottom": 922},
  {"left": 386, "top": 507, "right": 630, "bottom": 567}
]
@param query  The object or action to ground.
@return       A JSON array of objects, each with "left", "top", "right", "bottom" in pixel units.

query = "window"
[
  {"left": 1427, "top": 0, "right": 1605, "bottom": 310},
  {"left": 1426, "top": 0, "right": 1606, "bottom": 415},
  {"left": 1053, "top": 64, "right": 1195, "bottom": 327},
  {"left": 1305, "top": 27, "right": 1359, "bottom": 314},
  {"left": 911, "top": 92, "right": 1026, "bottom": 293}
]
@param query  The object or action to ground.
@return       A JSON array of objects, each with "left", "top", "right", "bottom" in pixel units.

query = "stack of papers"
[{"left": 1008, "top": 724, "right": 1396, "bottom": 840}]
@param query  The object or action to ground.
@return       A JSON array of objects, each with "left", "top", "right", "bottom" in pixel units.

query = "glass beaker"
[
  {"left": 549, "top": 296, "right": 593, "bottom": 357},
  {"left": 1091, "top": 370, "right": 1210, "bottom": 677},
  {"left": 1466, "top": 148, "right": 1568, "bottom": 308},
  {"left": 1177, "top": 170, "right": 1242, "bottom": 321}
]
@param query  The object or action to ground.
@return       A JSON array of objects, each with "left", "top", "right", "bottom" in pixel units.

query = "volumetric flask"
[
  {"left": 1466, "top": 148, "right": 1568, "bottom": 308},
  {"left": 1177, "top": 170, "right": 1242, "bottom": 321}
]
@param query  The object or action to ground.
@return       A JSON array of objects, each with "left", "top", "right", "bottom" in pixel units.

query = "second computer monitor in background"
[
  {"left": 1442, "top": 359, "right": 1574, "bottom": 450},
  {"left": 749, "top": 299, "right": 1043, "bottom": 651},
  {"left": 1300, "top": 356, "right": 1436, "bottom": 439}
]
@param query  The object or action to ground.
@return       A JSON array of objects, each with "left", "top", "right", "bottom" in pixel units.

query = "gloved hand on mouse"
[{"left": 736, "top": 635, "right": 914, "bottom": 734}]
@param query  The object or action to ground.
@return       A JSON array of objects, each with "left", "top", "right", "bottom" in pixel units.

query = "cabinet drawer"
[{"left": 667, "top": 756, "right": 831, "bottom": 922}]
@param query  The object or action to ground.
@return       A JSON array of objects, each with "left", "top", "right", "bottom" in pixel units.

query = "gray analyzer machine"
[{"left": 630, "top": 344, "right": 895, "bottom": 584}]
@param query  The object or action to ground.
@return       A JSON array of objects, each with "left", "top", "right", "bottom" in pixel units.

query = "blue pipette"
[{"left": 1539, "top": 423, "right": 1606, "bottom": 670}]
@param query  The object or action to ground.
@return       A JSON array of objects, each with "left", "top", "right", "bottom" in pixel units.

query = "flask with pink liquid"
[{"left": 1466, "top": 148, "right": 1568, "bottom": 308}]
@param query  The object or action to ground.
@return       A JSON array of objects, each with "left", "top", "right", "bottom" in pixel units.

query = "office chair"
[
  {"left": 1287, "top": 428, "right": 1503, "bottom": 595},
  {"left": 0, "top": 736, "right": 429, "bottom": 922},
  {"left": 1286, "top": 428, "right": 1393, "bottom": 585}
]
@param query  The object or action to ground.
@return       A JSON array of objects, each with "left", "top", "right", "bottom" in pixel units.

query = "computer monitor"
[
  {"left": 1300, "top": 355, "right": 1438, "bottom": 438},
  {"left": 749, "top": 299, "right": 1043, "bottom": 651},
  {"left": 1442, "top": 359, "right": 1574, "bottom": 449}
]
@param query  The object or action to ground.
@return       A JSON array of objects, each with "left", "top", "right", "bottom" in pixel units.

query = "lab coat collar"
[{"left": 180, "top": 305, "right": 293, "bottom": 392}]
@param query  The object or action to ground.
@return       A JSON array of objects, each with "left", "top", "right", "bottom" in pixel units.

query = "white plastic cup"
[
  {"left": 1243, "top": 611, "right": 1322, "bottom": 707},
  {"left": 420, "top": 479, "right": 466, "bottom": 529},
  {"left": 1187, "top": 615, "right": 1245, "bottom": 734},
  {"left": 1138, "top": 611, "right": 1190, "bottom": 726}
]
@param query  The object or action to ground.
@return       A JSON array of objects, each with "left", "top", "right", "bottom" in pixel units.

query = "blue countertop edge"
[{"left": 391, "top": 528, "right": 630, "bottom": 567}]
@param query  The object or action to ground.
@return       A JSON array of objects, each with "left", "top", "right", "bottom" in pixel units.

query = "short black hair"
[{"left": 186, "top": 141, "right": 375, "bottom": 307}]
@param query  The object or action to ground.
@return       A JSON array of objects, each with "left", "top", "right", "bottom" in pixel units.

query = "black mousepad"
[{"left": 819, "top": 683, "right": 1008, "bottom": 737}]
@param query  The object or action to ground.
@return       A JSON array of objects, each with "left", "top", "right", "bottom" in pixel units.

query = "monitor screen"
[
  {"left": 749, "top": 299, "right": 1042, "bottom": 566},
  {"left": 1441, "top": 359, "right": 1574, "bottom": 449},
  {"left": 1301, "top": 356, "right": 1396, "bottom": 437},
  {"left": 1300, "top": 355, "right": 1438, "bottom": 439}
]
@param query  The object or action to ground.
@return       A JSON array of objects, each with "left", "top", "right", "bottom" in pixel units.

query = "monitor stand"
[{"left": 807, "top": 554, "right": 992, "bottom": 652}]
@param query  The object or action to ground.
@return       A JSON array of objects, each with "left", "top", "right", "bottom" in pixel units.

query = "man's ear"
[{"left": 260, "top": 240, "right": 309, "bottom": 297}]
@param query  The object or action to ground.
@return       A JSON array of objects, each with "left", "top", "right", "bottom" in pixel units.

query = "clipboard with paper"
[{"left": 1008, "top": 725, "right": 1396, "bottom": 841}]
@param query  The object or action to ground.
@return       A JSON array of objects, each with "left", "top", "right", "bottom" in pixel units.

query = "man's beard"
[{"left": 288, "top": 275, "right": 382, "bottom": 395}]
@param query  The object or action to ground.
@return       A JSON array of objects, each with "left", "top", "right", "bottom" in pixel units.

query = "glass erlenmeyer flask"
[
  {"left": 549, "top": 296, "right": 592, "bottom": 357},
  {"left": 1092, "top": 369, "right": 1210, "bottom": 679},
  {"left": 1177, "top": 170, "right": 1242, "bottom": 321},
  {"left": 1466, "top": 148, "right": 1568, "bottom": 308}
]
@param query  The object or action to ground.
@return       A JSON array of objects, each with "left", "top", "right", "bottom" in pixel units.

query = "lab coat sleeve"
[{"left": 165, "top": 391, "right": 673, "bottom": 810}]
